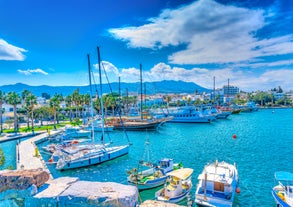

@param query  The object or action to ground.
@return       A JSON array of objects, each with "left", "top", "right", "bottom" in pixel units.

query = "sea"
[{"left": 1, "top": 108, "right": 293, "bottom": 207}]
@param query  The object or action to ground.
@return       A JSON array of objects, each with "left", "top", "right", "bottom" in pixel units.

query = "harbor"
[{"left": 1, "top": 108, "right": 292, "bottom": 206}]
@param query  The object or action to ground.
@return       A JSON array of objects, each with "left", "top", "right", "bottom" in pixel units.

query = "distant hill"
[{"left": 0, "top": 81, "right": 210, "bottom": 97}]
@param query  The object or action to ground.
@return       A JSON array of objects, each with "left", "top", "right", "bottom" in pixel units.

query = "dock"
[{"left": 16, "top": 130, "right": 62, "bottom": 179}]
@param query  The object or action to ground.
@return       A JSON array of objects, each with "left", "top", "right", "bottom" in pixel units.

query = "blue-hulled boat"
[
  {"left": 272, "top": 171, "right": 293, "bottom": 207},
  {"left": 195, "top": 160, "right": 239, "bottom": 207}
]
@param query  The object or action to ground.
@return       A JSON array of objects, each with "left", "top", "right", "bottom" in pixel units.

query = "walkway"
[{"left": 16, "top": 130, "right": 62, "bottom": 179}]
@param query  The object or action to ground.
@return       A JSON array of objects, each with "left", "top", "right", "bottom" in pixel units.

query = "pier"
[{"left": 16, "top": 130, "right": 62, "bottom": 179}]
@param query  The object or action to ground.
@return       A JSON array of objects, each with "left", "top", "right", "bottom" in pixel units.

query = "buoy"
[
  {"left": 232, "top": 134, "right": 237, "bottom": 139},
  {"left": 48, "top": 158, "right": 53, "bottom": 163},
  {"left": 236, "top": 187, "right": 240, "bottom": 194}
]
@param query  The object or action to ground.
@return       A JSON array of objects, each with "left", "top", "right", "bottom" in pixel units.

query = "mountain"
[{"left": 0, "top": 81, "right": 210, "bottom": 97}]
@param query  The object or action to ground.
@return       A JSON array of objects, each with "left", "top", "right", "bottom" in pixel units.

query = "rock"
[
  {"left": 27, "top": 177, "right": 138, "bottom": 207},
  {"left": 0, "top": 169, "right": 50, "bottom": 192}
]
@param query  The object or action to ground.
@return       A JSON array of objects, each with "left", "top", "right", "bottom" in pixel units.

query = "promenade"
[{"left": 15, "top": 130, "right": 62, "bottom": 180}]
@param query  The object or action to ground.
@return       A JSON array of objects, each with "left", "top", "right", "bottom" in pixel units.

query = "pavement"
[{"left": 0, "top": 130, "right": 63, "bottom": 180}]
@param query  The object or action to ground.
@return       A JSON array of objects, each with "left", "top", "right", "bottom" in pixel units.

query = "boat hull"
[
  {"left": 195, "top": 161, "right": 238, "bottom": 207},
  {"left": 272, "top": 188, "right": 292, "bottom": 207},
  {"left": 128, "top": 175, "right": 168, "bottom": 190},
  {"left": 56, "top": 145, "right": 129, "bottom": 170},
  {"left": 155, "top": 185, "right": 192, "bottom": 203}
]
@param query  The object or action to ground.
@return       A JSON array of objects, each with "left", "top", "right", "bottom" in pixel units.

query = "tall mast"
[
  {"left": 97, "top": 47, "right": 105, "bottom": 141},
  {"left": 140, "top": 63, "right": 143, "bottom": 120},
  {"left": 87, "top": 54, "right": 94, "bottom": 143}
]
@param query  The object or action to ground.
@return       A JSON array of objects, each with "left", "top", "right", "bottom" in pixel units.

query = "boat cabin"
[{"left": 157, "top": 158, "right": 174, "bottom": 174}]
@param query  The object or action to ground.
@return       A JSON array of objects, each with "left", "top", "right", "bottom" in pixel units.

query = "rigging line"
[
  {"left": 101, "top": 61, "right": 113, "bottom": 93},
  {"left": 99, "top": 53, "right": 131, "bottom": 145}
]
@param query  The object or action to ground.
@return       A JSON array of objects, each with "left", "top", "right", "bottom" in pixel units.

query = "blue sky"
[{"left": 0, "top": 0, "right": 293, "bottom": 92}]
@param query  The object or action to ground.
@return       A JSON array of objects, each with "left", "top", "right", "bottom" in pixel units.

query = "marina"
[{"left": 0, "top": 108, "right": 293, "bottom": 206}]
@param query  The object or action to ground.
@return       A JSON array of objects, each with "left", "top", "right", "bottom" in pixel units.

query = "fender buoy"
[
  {"left": 236, "top": 187, "right": 240, "bottom": 194},
  {"left": 232, "top": 134, "right": 237, "bottom": 139}
]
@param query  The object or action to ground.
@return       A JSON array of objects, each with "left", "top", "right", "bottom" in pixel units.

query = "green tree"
[
  {"left": 25, "top": 93, "right": 37, "bottom": 133},
  {"left": 6, "top": 92, "right": 21, "bottom": 133},
  {"left": 65, "top": 95, "right": 73, "bottom": 122},
  {"left": 72, "top": 89, "right": 81, "bottom": 122},
  {"left": 50, "top": 94, "right": 63, "bottom": 129}
]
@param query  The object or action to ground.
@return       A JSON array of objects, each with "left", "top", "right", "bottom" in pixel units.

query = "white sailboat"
[{"left": 56, "top": 47, "right": 129, "bottom": 170}]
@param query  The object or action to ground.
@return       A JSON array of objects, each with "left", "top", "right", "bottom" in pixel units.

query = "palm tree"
[
  {"left": 72, "top": 89, "right": 81, "bottom": 122},
  {"left": 21, "top": 89, "right": 31, "bottom": 128},
  {"left": 25, "top": 93, "right": 37, "bottom": 134},
  {"left": 0, "top": 90, "right": 5, "bottom": 134},
  {"left": 50, "top": 94, "right": 63, "bottom": 130},
  {"left": 65, "top": 95, "right": 73, "bottom": 122},
  {"left": 80, "top": 94, "right": 90, "bottom": 123},
  {"left": 6, "top": 92, "right": 21, "bottom": 134}
]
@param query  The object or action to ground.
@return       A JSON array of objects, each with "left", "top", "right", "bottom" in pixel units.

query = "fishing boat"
[
  {"left": 163, "top": 107, "right": 215, "bottom": 123},
  {"left": 127, "top": 139, "right": 182, "bottom": 190},
  {"left": 155, "top": 168, "right": 193, "bottom": 203},
  {"left": 195, "top": 160, "right": 239, "bottom": 207},
  {"left": 272, "top": 171, "right": 293, "bottom": 207},
  {"left": 127, "top": 158, "right": 183, "bottom": 190},
  {"left": 55, "top": 48, "right": 130, "bottom": 170}
]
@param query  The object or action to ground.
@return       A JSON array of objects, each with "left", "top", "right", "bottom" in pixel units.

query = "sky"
[{"left": 0, "top": 0, "right": 293, "bottom": 92}]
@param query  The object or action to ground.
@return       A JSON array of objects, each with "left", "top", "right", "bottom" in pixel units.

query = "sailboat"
[
  {"left": 56, "top": 47, "right": 129, "bottom": 170},
  {"left": 112, "top": 64, "right": 171, "bottom": 131}
]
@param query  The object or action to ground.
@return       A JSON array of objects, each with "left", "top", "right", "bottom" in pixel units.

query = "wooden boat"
[
  {"left": 195, "top": 160, "right": 239, "bottom": 207},
  {"left": 55, "top": 48, "right": 129, "bottom": 170},
  {"left": 111, "top": 116, "right": 170, "bottom": 131},
  {"left": 272, "top": 171, "right": 293, "bottom": 207},
  {"left": 155, "top": 168, "right": 193, "bottom": 203}
]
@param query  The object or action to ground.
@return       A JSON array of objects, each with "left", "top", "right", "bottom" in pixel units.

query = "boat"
[
  {"left": 127, "top": 139, "right": 183, "bottom": 190},
  {"left": 195, "top": 160, "right": 239, "bottom": 207},
  {"left": 201, "top": 106, "right": 231, "bottom": 119},
  {"left": 111, "top": 64, "right": 171, "bottom": 131},
  {"left": 155, "top": 168, "right": 193, "bottom": 203},
  {"left": 64, "top": 125, "right": 91, "bottom": 138},
  {"left": 55, "top": 48, "right": 130, "bottom": 170},
  {"left": 272, "top": 171, "right": 293, "bottom": 207},
  {"left": 162, "top": 107, "right": 215, "bottom": 123},
  {"left": 127, "top": 157, "right": 183, "bottom": 190},
  {"left": 111, "top": 116, "right": 170, "bottom": 131},
  {"left": 86, "top": 117, "right": 114, "bottom": 132}
]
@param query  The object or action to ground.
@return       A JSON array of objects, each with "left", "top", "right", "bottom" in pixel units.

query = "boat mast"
[
  {"left": 140, "top": 63, "right": 143, "bottom": 120},
  {"left": 97, "top": 47, "right": 105, "bottom": 142},
  {"left": 87, "top": 54, "right": 95, "bottom": 143}
]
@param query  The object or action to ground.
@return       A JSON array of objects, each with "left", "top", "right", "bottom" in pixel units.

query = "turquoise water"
[{"left": 2, "top": 108, "right": 293, "bottom": 206}]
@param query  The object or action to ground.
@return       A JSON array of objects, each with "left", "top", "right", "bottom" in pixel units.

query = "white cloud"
[
  {"left": 109, "top": 0, "right": 293, "bottom": 65},
  {"left": 0, "top": 39, "right": 27, "bottom": 61},
  {"left": 18, "top": 68, "right": 48, "bottom": 75},
  {"left": 114, "top": 62, "right": 292, "bottom": 92}
]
